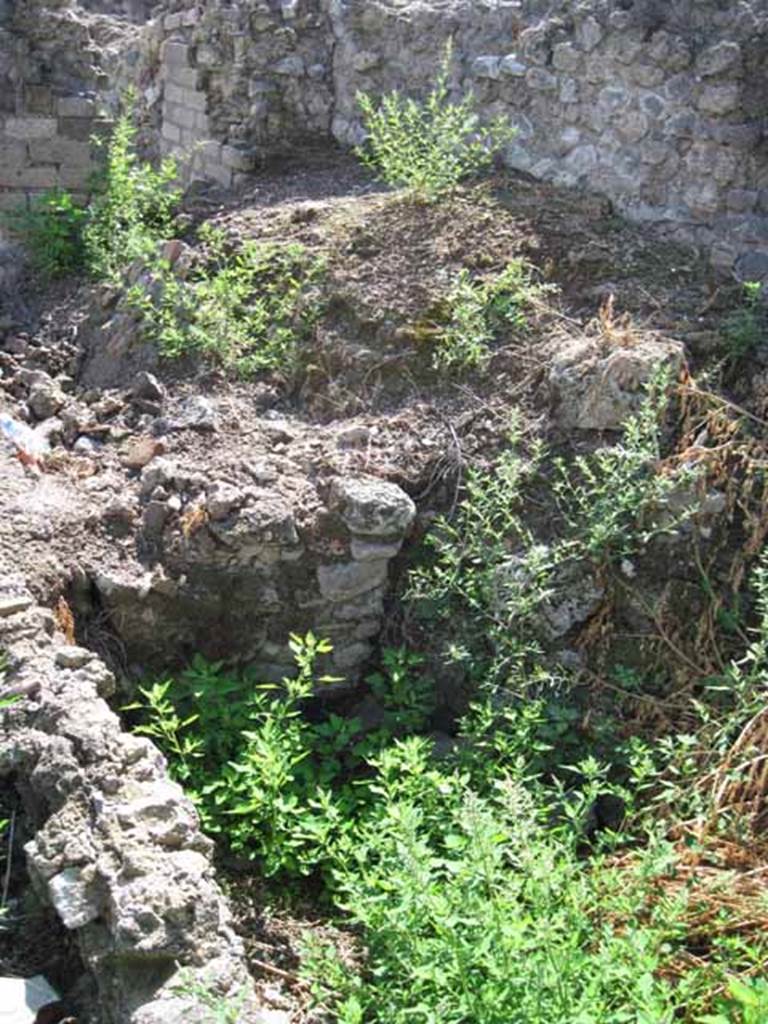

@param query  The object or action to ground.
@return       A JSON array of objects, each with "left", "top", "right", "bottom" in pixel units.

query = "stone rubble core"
[
  {"left": 2, "top": 0, "right": 767, "bottom": 282},
  {"left": 0, "top": 576, "right": 266, "bottom": 1024},
  {"left": 89, "top": 466, "right": 417, "bottom": 681}
]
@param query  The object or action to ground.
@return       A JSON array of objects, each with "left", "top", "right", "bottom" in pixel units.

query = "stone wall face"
[
  {"left": 2, "top": 0, "right": 768, "bottom": 274},
  {"left": 0, "top": 2, "right": 126, "bottom": 211},
  {"left": 143, "top": 0, "right": 768, "bottom": 280}
]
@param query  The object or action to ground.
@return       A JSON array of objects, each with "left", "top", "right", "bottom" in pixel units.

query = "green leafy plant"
[
  {"left": 83, "top": 103, "right": 180, "bottom": 280},
  {"left": 699, "top": 977, "right": 768, "bottom": 1024},
  {"left": 409, "top": 368, "right": 694, "bottom": 697},
  {"left": 721, "top": 281, "right": 764, "bottom": 363},
  {"left": 2, "top": 189, "right": 87, "bottom": 278},
  {"left": 302, "top": 738, "right": 697, "bottom": 1024},
  {"left": 431, "top": 260, "right": 553, "bottom": 370},
  {"left": 356, "top": 40, "right": 515, "bottom": 200},
  {"left": 128, "top": 225, "right": 325, "bottom": 374}
]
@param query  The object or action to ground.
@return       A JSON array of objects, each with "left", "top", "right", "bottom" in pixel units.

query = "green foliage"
[
  {"left": 432, "top": 260, "right": 553, "bottom": 370},
  {"left": 721, "top": 281, "right": 764, "bottom": 363},
  {"left": 2, "top": 189, "right": 87, "bottom": 278},
  {"left": 408, "top": 369, "right": 693, "bottom": 695},
  {"left": 356, "top": 40, "right": 515, "bottom": 200},
  {"left": 83, "top": 106, "right": 180, "bottom": 280},
  {"left": 128, "top": 224, "right": 325, "bottom": 374},
  {"left": 700, "top": 977, "right": 768, "bottom": 1024},
  {"left": 303, "top": 739, "right": 697, "bottom": 1024},
  {"left": 127, "top": 635, "right": 436, "bottom": 879}
]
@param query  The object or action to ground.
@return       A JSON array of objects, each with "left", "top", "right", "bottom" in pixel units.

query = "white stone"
[
  {"left": 500, "top": 54, "right": 526, "bottom": 77},
  {"left": 472, "top": 56, "right": 501, "bottom": 79},
  {"left": 48, "top": 866, "right": 100, "bottom": 929},
  {"left": 0, "top": 976, "right": 60, "bottom": 1024}
]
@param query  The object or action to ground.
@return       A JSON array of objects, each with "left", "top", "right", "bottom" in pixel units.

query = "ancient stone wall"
[
  {"left": 0, "top": 577, "right": 262, "bottom": 1024},
  {"left": 0, "top": 1, "right": 144, "bottom": 213},
  {"left": 2, "top": 0, "right": 768, "bottom": 272},
  {"left": 142, "top": 0, "right": 768, "bottom": 281}
]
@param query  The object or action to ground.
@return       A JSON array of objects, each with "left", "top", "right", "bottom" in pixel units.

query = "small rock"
[
  {"left": 47, "top": 866, "right": 100, "bottom": 928},
  {"left": 142, "top": 501, "right": 170, "bottom": 537},
  {"left": 73, "top": 436, "right": 102, "bottom": 455},
  {"left": 472, "top": 55, "right": 501, "bottom": 79},
  {"left": 28, "top": 381, "right": 66, "bottom": 420},
  {"left": 0, "top": 595, "right": 33, "bottom": 617},
  {"left": 55, "top": 646, "right": 93, "bottom": 669},
  {"left": 500, "top": 54, "right": 527, "bottom": 77},
  {"left": 330, "top": 478, "right": 416, "bottom": 538},
  {"left": 337, "top": 425, "right": 372, "bottom": 449},
  {"left": 206, "top": 482, "right": 245, "bottom": 521},
  {"left": 121, "top": 437, "right": 166, "bottom": 471},
  {"left": 132, "top": 371, "right": 166, "bottom": 404},
  {"left": 0, "top": 976, "right": 61, "bottom": 1024},
  {"left": 172, "top": 396, "right": 218, "bottom": 432}
]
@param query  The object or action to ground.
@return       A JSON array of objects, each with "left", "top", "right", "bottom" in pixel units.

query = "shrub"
[
  {"left": 128, "top": 224, "right": 325, "bottom": 375},
  {"left": 721, "top": 281, "right": 764, "bottom": 364},
  {"left": 2, "top": 189, "right": 87, "bottom": 278},
  {"left": 126, "top": 635, "right": 436, "bottom": 879},
  {"left": 356, "top": 40, "right": 515, "bottom": 200},
  {"left": 302, "top": 740, "right": 705, "bottom": 1024},
  {"left": 432, "top": 259, "right": 553, "bottom": 370},
  {"left": 83, "top": 107, "right": 180, "bottom": 280}
]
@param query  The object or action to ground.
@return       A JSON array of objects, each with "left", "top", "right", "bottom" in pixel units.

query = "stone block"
[
  {"left": 330, "top": 477, "right": 416, "bottom": 538},
  {"left": 576, "top": 15, "right": 603, "bottom": 51},
  {"left": 0, "top": 165, "right": 58, "bottom": 189},
  {"left": 163, "top": 12, "right": 183, "bottom": 30},
  {"left": 353, "top": 50, "right": 381, "bottom": 73},
  {"left": 0, "top": 139, "right": 28, "bottom": 169},
  {"left": 161, "top": 120, "right": 181, "bottom": 144},
  {"left": 616, "top": 110, "right": 649, "bottom": 143},
  {"left": 472, "top": 55, "right": 501, "bottom": 79},
  {"left": 162, "top": 41, "right": 192, "bottom": 67},
  {"left": 697, "top": 83, "right": 741, "bottom": 116},
  {"left": 318, "top": 560, "right": 389, "bottom": 601},
  {"left": 4, "top": 117, "right": 57, "bottom": 140},
  {"left": 25, "top": 84, "right": 53, "bottom": 114},
  {"left": 525, "top": 67, "right": 557, "bottom": 91},
  {"left": 57, "top": 95, "right": 97, "bottom": 117},
  {"left": 29, "top": 137, "right": 93, "bottom": 166},
  {"left": 500, "top": 54, "right": 526, "bottom": 77},
  {"left": 165, "top": 65, "right": 203, "bottom": 90},
  {"left": 696, "top": 41, "right": 742, "bottom": 78},
  {"left": 559, "top": 78, "right": 578, "bottom": 103},
  {"left": 273, "top": 55, "right": 305, "bottom": 76},
  {"left": 194, "top": 112, "right": 210, "bottom": 134},
  {"left": 552, "top": 42, "right": 581, "bottom": 73},
  {"left": 221, "top": 144, "right": 258, "bottom": 171},
  {"left": 58, "top": 165, "right": 99, "bottom": 189},
  {"left": 164, "top": 102, "right": 197, "bottom": 130},
  {"left": 196, "top": 44, "right": 219, "bottom": 68},
  {"left": 59, "top": 117, "right": 111, "bottom": 142},
  {"left": 202, "top": 160, "right": 232, "bottom": 189}
]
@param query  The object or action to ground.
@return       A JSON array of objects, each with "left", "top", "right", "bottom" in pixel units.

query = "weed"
[
  {"left": 431, "top": 259, "right": 553, "bottom": 370},
  {"left": 700, "top": 976, "right": 768, "bottom": 1024},
  {"left": 84, "top": 103, "right": 180, "bottom": 280},
  {"left": 2, "top": 189, "right": 87, "bottom": 278},
  {"left": 356, "top": 40, "right": 515, "bottom": 201},
  {"left": 721, "top": 281, "right": 764, "bottom": 364},
  {"left": 129, "top": 225, "right": 325, "bottom": 374}
]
